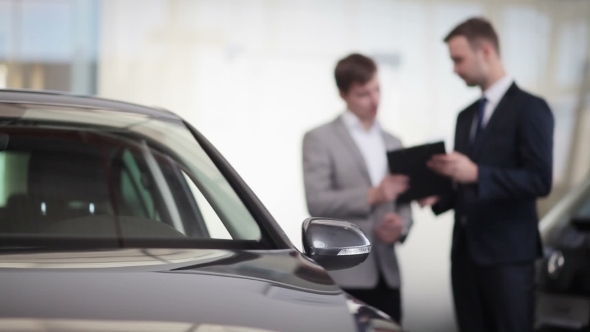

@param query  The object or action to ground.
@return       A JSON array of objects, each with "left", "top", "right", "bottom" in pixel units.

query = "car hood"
[
  {"left": 0, "top": 318, "right": 288, "bottom": 331},
  {"left": 0, "top": 248, "right": 400, "bottom": 332}
]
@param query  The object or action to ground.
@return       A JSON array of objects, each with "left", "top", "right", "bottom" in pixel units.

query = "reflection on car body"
[{"left": 0, "top": 318, "right": 279, "bottom": 332}]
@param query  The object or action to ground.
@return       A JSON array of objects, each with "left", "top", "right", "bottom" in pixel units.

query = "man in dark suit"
[{"left": 420, "top": 17, "right": 554, "bottom": 332}]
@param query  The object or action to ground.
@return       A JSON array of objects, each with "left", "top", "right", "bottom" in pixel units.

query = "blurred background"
[{"left": 1, "top": 0, "right": 589, "bottom": 330}]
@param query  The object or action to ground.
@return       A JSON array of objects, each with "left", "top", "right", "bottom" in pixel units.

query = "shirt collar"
[
  {"left": 483, "top": 74, "right": 514, "bottom": 105},
  {"left": 342, "top": 110, "right": 380, "bottom": 132}
]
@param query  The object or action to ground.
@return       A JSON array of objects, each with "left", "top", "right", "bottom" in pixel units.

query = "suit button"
[{"left": 461, "top": 216, "right": 467, "bottom": 225}]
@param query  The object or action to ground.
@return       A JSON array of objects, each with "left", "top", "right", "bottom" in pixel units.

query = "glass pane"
[
  {"left": 0, "top": 105, "right": 262, "bottom": 245},
  {"left": 182, "top": 171, "right": 231, "bottom": 240}
]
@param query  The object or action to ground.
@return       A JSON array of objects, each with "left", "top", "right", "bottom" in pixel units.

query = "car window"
[
  {"left": 120, "top": 149, "right": 159, "bottom": 221},
  {"left": 0, "top": 151, "right": 29, "bottom": 209},
  {"left": 182, "top": 171, "right": 231, "bottom": 239},
  {"left": 0, "top": 106, "right": 262, "bottom": 247}
]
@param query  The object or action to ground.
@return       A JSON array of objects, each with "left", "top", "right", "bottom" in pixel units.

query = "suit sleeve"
[
  {"left": 478, "top": 97, "right": 554, "bottom": 200},
  {"left": 302, "top": 131, "right": 371, "bottom": 219},
  {"left": 432, "top": 112, "right": 463, "bottom": 215},
  {"left": 432, "top": 187, "right": 457, "bottom": 215}
]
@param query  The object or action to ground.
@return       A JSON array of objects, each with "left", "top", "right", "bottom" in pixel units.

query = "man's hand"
[
  {"left": 418, "top": 195, "right": 440, "bottom": 208},
  {"left": 427, "top": 151, "right": 478, "bottom": 184},
  {"left": 379, "top": 174, "right": 409, "bottom": 201},
  {"left": 368, "top": 175, "right": 409, "bottom": 205},
  {"left": 375, "top": 213, "right": 403, "bottom": 244}
]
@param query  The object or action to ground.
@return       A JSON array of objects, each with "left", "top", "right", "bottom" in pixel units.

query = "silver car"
[{"left": 0, "top": 89, "right": 402, "bottom": 332}]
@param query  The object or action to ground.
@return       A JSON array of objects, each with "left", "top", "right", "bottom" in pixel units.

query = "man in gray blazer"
[{"left": 302, "top": 53, "right": 413, "bottom": 323}]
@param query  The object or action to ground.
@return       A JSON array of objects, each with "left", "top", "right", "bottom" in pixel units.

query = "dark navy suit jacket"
[{"left": 434, "top": 83, "right": 554, "bottom": 266}]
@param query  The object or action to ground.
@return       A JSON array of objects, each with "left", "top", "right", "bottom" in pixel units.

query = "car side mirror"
[{"left": 301, "top": 218, "right": 371, "bottom": 271}]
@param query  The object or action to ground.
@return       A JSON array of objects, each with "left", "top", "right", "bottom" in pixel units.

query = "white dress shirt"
[
  {"left": 470, "top": 74, "right": 514, "bottom": 140},
  {"left": 341, "top": 110, "right": 388, "bottom": 187}
]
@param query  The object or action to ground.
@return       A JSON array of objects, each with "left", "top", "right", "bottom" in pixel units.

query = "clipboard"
[{"left": 387, "top": 141, "right": 452, "bottom": 203}]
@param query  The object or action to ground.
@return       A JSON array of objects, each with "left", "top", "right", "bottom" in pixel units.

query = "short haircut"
[
  {"left": 334, "top": 53, "right": 377, "bottom": 94},
  {"left": 444, "top": 17, "right": 500, "bottom": 55}
]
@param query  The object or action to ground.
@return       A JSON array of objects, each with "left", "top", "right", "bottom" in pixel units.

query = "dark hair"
[
  {"left": 444, "top": 17, "right": 500, "bottom": 55},
  {"left": 334, "top": 53, "right": 377, "bottom": 93}
]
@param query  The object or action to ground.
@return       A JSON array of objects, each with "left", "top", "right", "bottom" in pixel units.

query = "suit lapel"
[
  {"left": 472, "top": 83, "right": 519, "bottom": 160},
  {"left": 457, "top": 105, "right": 477, "bottom": 156},
  {"left": 382, "top": 132, "right": 400, "bottom": 151},
  {"left": 332, "top": 117, "right": 372, "bottom": 185}
]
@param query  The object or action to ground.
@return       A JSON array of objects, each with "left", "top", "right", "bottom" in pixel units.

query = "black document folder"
[{"left": 387, "top": 141, "right": 452, "bottom": 203}]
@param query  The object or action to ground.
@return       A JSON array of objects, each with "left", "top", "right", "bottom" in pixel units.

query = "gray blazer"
[{"left": 302, "top": 115, "right": 413, "bottom": 289}]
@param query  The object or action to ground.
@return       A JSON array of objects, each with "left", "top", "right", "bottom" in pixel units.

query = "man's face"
[
  {"left": 340, "top": 73, "right": 380, "bottom": 122},
  {"left": 447, "top": 36, "right": 487, "bottom": 87}
]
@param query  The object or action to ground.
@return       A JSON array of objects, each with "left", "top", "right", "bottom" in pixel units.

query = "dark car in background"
[
  {"left": 535, "top": 174, "right": 590, "bottom": 331},
  {"left": 0, "top": 90, "right": 402, "bottom": 332}
]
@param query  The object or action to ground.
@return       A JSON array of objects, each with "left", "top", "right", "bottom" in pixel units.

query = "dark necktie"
[{"left": 474, "top": 97, "right": 488, "bottom": 143}]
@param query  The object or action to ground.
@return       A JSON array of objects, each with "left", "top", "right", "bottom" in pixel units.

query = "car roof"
[{"left": 0, "top": 89, "right": 180, "bottom": 121}]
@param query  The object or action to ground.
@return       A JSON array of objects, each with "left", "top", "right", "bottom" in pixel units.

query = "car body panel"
[
  {"left": 0, "top": 318, "right": 279, "bottom": 332},
  {"left": 0, "top": 89, "right": 179, "bottom": 120},
  {"left": 0, "top": 248, "right": 359, "bottom": 332}
]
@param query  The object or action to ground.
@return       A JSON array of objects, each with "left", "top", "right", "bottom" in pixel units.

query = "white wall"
[{"left": 97, "top": 1, "right": 590, "bottom": 331}]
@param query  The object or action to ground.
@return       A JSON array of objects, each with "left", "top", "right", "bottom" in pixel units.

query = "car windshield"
[{"left": 0, "top": 103, "right": 264, "bottom": 249}]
